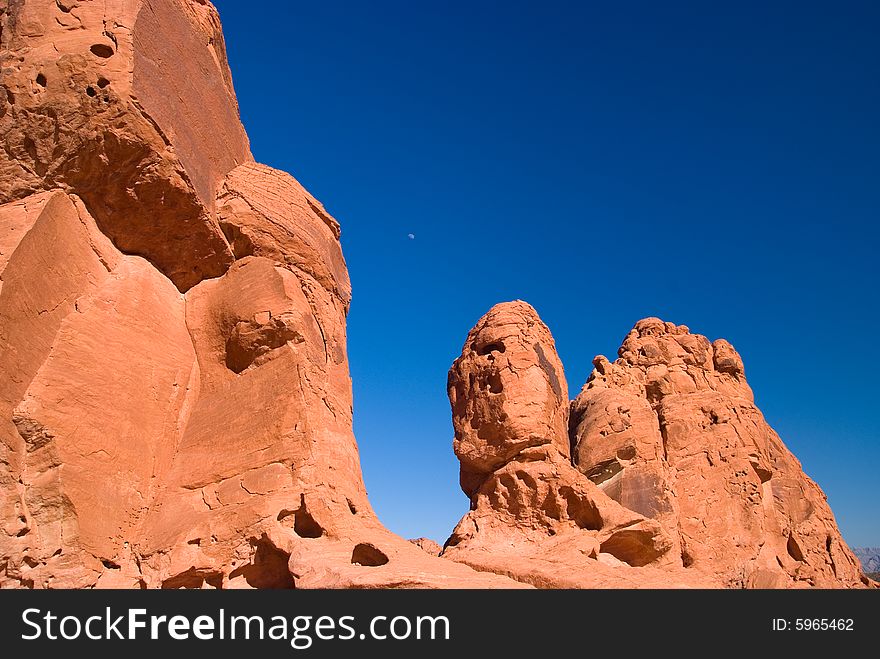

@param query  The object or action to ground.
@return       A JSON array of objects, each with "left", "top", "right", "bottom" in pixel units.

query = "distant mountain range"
[{"left": 853, "top": 548, "right": 880, "bottom": 575}]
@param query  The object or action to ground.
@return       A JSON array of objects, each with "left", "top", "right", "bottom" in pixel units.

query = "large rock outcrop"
[
  {"left": 0, "top": 1, "right": 867, "bottom": 591},
  {"left": 570, "top": 318, "right": 866, "bottom": 588},
  {"left": 443, "top": 306, "right": 867, "bottom": 589},
  {"left": 0, "top": 0, "right": 250, "bottom": 291},
  {"left": 0, "top": 0, "right": 523, "bottom": 590},
  {"left": 442, "top": 302, "right": 710, "bottom": 588}
]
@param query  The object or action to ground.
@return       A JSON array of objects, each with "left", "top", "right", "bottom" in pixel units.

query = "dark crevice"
[
  {"left": 475, "top": 341, "right": 505, "bottom": 356},
  {"left": 351, "top": 543, "right": 389, "bottom": 567},
  {"left": 90, "top": 43, "right": 114, "bottom": 58},
  {"left": 228, "top": 536, "right": 294, "bottom": 589},
  {"left": 583, "top": 458, "right": 623, "bottom": 486},
  {"left": 600, "top": 528, "right": 662, "bottom": 567},
  {"left": 787, "top": 534, "right": 805, "bottom": 562},
  {"left": 278, "top": 495, "right": 324, "bottom": 539}
]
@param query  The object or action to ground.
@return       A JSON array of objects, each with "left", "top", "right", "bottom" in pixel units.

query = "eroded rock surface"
[
  {"left": 0, "top": 0, "right": 250, "bottom": 291},
  {"left": 442, "top": 302, "right": 706, "bottom": 588},
  {"left": 570, "top": 318, "right": 866, "bottom": 588},
  {"left": 443, "top": 306, "right": 867, "bottom": 589},
  {"left": 0, "top": 1, "right": 867, "bottom": 591},
  {"left": 0, "top": 0, "right": 522, "bottom": 590}
]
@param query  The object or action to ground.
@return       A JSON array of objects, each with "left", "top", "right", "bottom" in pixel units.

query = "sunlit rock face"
[
  {"left": 0, "top": 0, "right": 522, "bottom": 590},
  {"left": 0, "top": 1, "right": 867, "bottom": 590}
]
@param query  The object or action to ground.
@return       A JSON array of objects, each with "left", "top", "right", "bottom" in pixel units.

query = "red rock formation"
[
  {"left": 0, "top": 1, "right": 867, "bottom": 590},
  {"left": 570, "top": 318, "right": 867, "bottom": 588},
  {"left": 0, "top": 0, "right": 522, "bottom": 590},
  {"left": 0, "top": 0, "right": 249, "bottom": 292},
  {"left": 442, "top": 302, "right": 711, "bottom": 588},
  {"left": 443, "top": 306, "right": 867, "bottom": 588}
]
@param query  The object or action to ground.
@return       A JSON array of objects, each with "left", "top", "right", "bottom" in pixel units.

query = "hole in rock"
[
  {"left": 35, "top": 73, "right": 47, "bottom": 87},
  {"left": 278, "top": 495, "right": 324, "bottom": 538},
  {"left": 599, "top": 529, "right": 661, "bottom": 567},
  {"left": 750, "top": 461, "right": 772, "bottom": 483},
  {"left": 86, "top": 86, "right": 97, "bottom": 97},
  {"left": 487, "top": 372, "right": 503, "bottom": 394},
  {"left": 97, "top": 77, "right": 110, "bottom": 88},
  {"left": 161, "top": 568, "right": 223, "bottom": 590},
  {"left": 90, "top": 43, "right": 114, "bottom": 58},
  {"left": 787, "top": 534, "right": 805, "bottom": 562},
  {"left": 559, "top": 486, "right": 603, "bottom": 530},
  {"left": 228, "top": 536, "right": 294, "bottom": 589},
  {"left": 681, "top": 547, "right": 694, "bottom": 568},
  {"left": 101, "top": 559, "right": 120, "bottom": 570},
  {"left": 351, "top": 543, "right": 389, "bottom": 567},
  {"left": 584, "top": 459, "right": 623, "bottom": 487},
  {"left": 476, "top": 341, "right": 506, "bottom": 356},
  {"left": 347, "top": 498, "right": 358, "bottom": 515}
]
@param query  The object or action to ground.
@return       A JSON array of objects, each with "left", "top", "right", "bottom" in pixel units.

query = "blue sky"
[{"left": 213, "top": 1, "right": 879, "bottom": 546}]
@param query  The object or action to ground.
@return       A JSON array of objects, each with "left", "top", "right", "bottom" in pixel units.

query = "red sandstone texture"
[
  {"left": 0, "top": 1, "right": 869, "bottom": 589},
  {"left": 443, "top": 304, "right": 868, "bottom": 589}
]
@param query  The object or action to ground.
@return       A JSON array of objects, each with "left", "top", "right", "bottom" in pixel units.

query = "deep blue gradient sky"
[{"left": 213, "top": 1, "right": 879, "bottom": 546}]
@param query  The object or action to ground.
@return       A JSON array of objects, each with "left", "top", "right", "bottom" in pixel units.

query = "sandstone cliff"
[{"left": 0, "top": 0, "right": 522, "bottom": 589}]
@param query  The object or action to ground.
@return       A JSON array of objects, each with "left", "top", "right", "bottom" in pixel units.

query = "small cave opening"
[
  {"left": 228, "top": 536, "right": 295, "bottom": 589},
  {"left": 35, "top": 73, "right": 47, "bottom": 88},
  {"left": 90, "top": 43, "right": 115, "bottom": 58},
  {"left": 86, "top": 86, "right": 97, "bottom": 97},
  {"left": 681, "top": 546, "right": 694, "bottom": 568},
  {"left": 583, "top": 459, "right": 623, "bottom": 487},
  {"left": 599, "top": 529, "right": 660, "bottom": 568},
  {"left": 351, "top": 543, "right": 389, "bottom": 567},
  {"left": 97, "top": 77, "right": 110, "bottom": 89},
  {"left": 559, "top": 486, "right": 603, "bottom": 531},
  {"left": 278, "top": 495, "right": 325, "bottom": 539},
  {"left": 476, "top": 341, "right": 506, "bottom": 356},
  {"left": 487, "top": 372, "right": 503, "bottom": 394}
]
